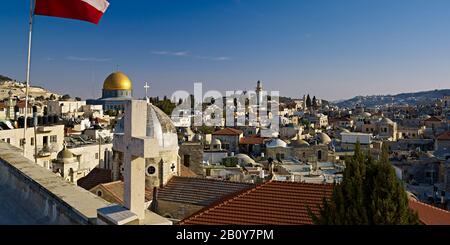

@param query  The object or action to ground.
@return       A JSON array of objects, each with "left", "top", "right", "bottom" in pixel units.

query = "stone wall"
[
  {"left": 0, "top": 142, "right": 110, "bottom": 225},
  {"left": 179, "top": 143, "right": 204, "bottom": 175}
]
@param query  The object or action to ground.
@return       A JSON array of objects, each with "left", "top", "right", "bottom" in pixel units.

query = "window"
[
  {"left": 97, "top": 190, "right": 103, "bottom": 197},
  {"left": 20, "top": 138, "right": 25, "bottom": 146},
  {"left": 183, "top": 155, "right": 190, "bottom": 167},
  {"left": 50, "top": 135, "right": 57, "bottom": 143},
  {"left": 30, "top": 137, "right": 34, "bottom": 146},
  {"left": 95, "top": 153, "right": 99, "bottom": 159},
  {"left": 146, "top": 166, "right": 156, "bottom": 176},
  {"left": 318, "top": 150, "right": 322, "bottom": 160}
]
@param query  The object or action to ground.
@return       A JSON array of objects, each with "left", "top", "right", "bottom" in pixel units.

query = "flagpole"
[{"left": 23, "top": 0, "right": 35, "bottom": 156}]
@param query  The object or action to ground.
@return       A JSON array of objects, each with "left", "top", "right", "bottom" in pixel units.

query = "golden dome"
[{"left": 103, "top": 72, "right": 133, "bottom": 90}]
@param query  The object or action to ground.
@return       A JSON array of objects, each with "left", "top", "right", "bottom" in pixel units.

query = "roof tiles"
[{"left": 180, "top": 181, "right": 334, "bottom": 225}]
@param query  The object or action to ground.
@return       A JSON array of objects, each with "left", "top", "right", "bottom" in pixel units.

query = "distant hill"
[
  {"left": 335, "top": 89, "right": 450, "bottom": 108},
  {"left": 0, "top": 74, "right": 61, "bottom": 100},
  {"left": 0, "top": 74, "right": 13, "bottom": 82}
]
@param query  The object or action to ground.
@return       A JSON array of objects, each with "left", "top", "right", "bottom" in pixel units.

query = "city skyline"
[{"left": 2, "top": 0, "right": 450, "bottom": 101}]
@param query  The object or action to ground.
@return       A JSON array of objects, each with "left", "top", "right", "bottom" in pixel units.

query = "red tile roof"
[
  {"left": 212, "top": 128, "right": 243, "bottom": 136},
  {"left": 437, "top": 132, "right": 450, "bottom": 141},
  {"left": 409, "top": 198, "right": 450, "bottom": 225},
  {"left": 158, "top": 176, "right": 254, "bottom": 206},
  {"left": 180, "top": 165, "right": 198, "bottom": 177},
  {"left": 425, "top": 116, "right": 443, "bottom": 122},
  {"left": 180, "top": 181, "right": 334, "bottom": 225},
  {"left": 16, "top": 100, "right": 33, "bottom": 108},
  {"left": 91, "top": 181, "right": 153, "bottom": 205},
  {"left": 77, "top": 168, "right": 112, "bottom": 191},
  {"left": 239, "top": 136, "right": 266, "bottom": 145}
]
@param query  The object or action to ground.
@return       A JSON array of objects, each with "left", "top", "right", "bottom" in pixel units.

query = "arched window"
[{"left": 317, "top": 150, "right": 322, "bottom": 160}]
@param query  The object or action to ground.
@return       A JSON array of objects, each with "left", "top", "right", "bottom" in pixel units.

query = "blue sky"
[{"left": 1, "top": 0, "right": 450, "bottom": 100}]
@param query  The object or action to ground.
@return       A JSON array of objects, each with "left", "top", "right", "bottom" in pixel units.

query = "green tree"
[
  {"left": 61, "top": 94, "right": 71, "bottom": 101},
  {"left": 306, "top": 94, "right": 311, "bottom": 108},
  {"left": 312, "top": 96, "right": 317, "bottom": 108},
  {"left": 310, "top": 143, "right": 419, "bottom": 225}
]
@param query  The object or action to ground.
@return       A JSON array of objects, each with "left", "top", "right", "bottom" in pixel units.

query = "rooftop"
[
  {"left": 212, "top": 128, "right": 243, "bottom": 136},
  {"left": 158, "top": 176, "right": 255, "bottom": 206},
  {"left": 437, "top": 131, "right": 450, "bottom": 141},
  {"left": 77, "top": 168, "right": 112, "bottom": 191},
  {"left": 180, "top": 181, "right": 334, "bottom": 225},
  {"left": 409, "top": 198, "right": 450, "bottom": 225}
]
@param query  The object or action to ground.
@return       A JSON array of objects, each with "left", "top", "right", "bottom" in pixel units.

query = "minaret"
[
  {"left": 5, "top": 90, "right": 16, "bottom": 120},
  {"left": 303, "top": 94, "right": 307, "bottom": 112},
  {"left": 256, "top": 80, "right": 263, "bottom": 107}
]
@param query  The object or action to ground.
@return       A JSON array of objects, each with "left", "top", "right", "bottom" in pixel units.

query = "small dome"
[
  {"left": 361, "top": 112, "right": 372, "bottom": 117},
  {"left": 290, "top": 138, "right": 310, "bottom": 147},
  {"left": 57, "top": 147, "right": 74, "bottom": 160},
  {"left": 380, "top": 117, "right": 394, "bottom": 124},
  {"left": 211, "top": 138, "right": 221, "bottom": 146},
  {"left": 114, "top": 103, "right": 178, "bottom": 148},
  {"left": 266, "top": 138, "right": 287, "bottom": 148},
  {"left": 146, "top": 104, "right": 178, "bottom": 148},
  {"left": 192, "top": 133, "right": 203, "bottom": 142},
  {"left": 235, "top": 154, "right": 256, "bottom": 165},
  {"left": 318, "top": 133, "right": 332, "bottom": 145},
  {"left": 103, "top": 72, "right": 133, "bottom": 90},
  {"left": 340, "top": 128, "right": 350, "bottom": 133}
]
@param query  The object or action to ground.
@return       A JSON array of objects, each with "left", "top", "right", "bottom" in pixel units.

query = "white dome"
[
  {"left": 266, "top": 138, "right": 287, "bottom": 148},
  {"left": 114, "top": 103, "right": 178, "bottom": 148},
  {"left": 318, "top": 133, "right": 332, "bottom": 145},
  {"left": 380, "top": 117, "right": 394, "bottom": 125},
  {"left": 235, "top": 154, "right": 256, "bottom": 165},
  {"left": 211, "top": 138, "right": 222, "bottom": 146}
]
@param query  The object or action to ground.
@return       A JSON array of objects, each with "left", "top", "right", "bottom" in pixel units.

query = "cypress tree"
[
  {"left": 310, "top": 143, "right": 419, "bottom": 225},
  {"left": 312, "top": 96, "right": 317, "bottom": 108},
  {"left": 306, "top": 94, "right": 312, "bottom": 108}
]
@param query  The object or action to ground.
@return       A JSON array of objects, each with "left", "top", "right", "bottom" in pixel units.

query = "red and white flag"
[{"left": 34, "top": 0, "right": 110, "bottom": 24}]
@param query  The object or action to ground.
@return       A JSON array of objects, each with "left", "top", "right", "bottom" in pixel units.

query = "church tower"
[{"left": 112, "top": 100, "right": 180, "bottom": 220}]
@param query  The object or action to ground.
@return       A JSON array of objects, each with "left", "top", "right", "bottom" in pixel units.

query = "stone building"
[
  {"left": 211, "top": 128, "right": 243, "bottom": 153},
  {"left": 265, "top": 135, "right": 331, "bottom": 163},
  {"left": 178, "top": 142, "right": 204, "bottom": 175}
]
